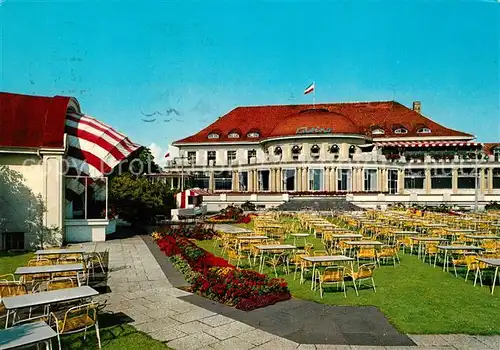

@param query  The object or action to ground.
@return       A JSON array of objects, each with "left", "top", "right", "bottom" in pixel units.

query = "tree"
[
  {"left": 110, "top": 147, "right": 160, "bottom": 178},
  {"left": 109, "top": 173, "right": 175, "bottom": 225}
]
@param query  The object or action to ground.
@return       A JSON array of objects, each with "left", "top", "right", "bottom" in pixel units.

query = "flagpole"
[{"left": 313, "top": 81, "right": 316, "bottom": 108}]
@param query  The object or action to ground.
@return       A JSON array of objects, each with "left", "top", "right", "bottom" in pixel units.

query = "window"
[
  {"left": 2, "top": 232, "right": 24, "bottom": 250},
  {"left": 283, "top": 169, "right": 296, "bottom": 191},
  {"left": 310, "top": 144, "right": 320, "bottom": 160},
  {"left": 349, "top": 145, "right": 356, "bottom": 159},
  {"left": 309, "top": 168, "right": 323, "bottom": 191},
  {"left": 431, "top": 168, "right": 452, "bottom": 189},
  {"left": 247, "top": 132, "right": 260, "bottom": 138},
  {"left": 214, "top": 171, "right": 232, "bottom": 190},
  {"left": 193, "top": 172, "right": 210, "bottom": 189},
  {"left": 239, "top": 172, "right": 248, "bottom": 191},
  {"left": 494, "top": 148, "right": 500, "bottom": 162},
  {"left": 337, "top": 169, "right": 352, "bottom": 191},
  {"left": 247, "top": 149, "right": 257, "bottom": 164},
  {"left": 371, "top": 128, "right": 385, "bottom": 135},
  {"left": 274, "top": 146, "right": 282, "bottom": 156},
  {"left": 458, "top": 168, "right": 477, "bottom": 189},
  {"left": 207, "top": 151, "right": 216, "bottom": 165},
  {"left": 228, "top": 132, "right": 240, "bottom": 139},
  {"left": 187, "top": 151, "right": 196, "bottom": 164},
  {"left": 404, "top": 169, "right": 425, "bottom": 189},
  {"left": 65, "top": 177, "right": 107, "bottom": 220},
  {"left": 258, "top": 170, "right": 270, "bottom": 191},
  {"left": 227, "top": 150, "right": 236, "bottom": 164},
  {"left": 493, "top": 169, "right": 500, "bottom": 189},
  {"left": 208, "top": 133, "right": 219, "bottom": 139},
  {"left": 394, "top": 128, "right": 408, "bottom": 134},
  {"left": 388, "top": 169, "right": 398, "bottom": 194},
  {"left": 417, "top": 128, "right": 431, "bottom": 134},
  {"left": 364, "top": 169, "right": 378, "bottom": 192},
  {"left": 292, "top": 145, "right": 302, "bottom": 161}
]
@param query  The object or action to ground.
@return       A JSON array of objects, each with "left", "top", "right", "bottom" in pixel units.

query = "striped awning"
[
  {"left": 65, "top": 112, "right": 141, "bottom": 177},
  {"left": 375, "top": 141, "right": 481, "bottom": 148}
]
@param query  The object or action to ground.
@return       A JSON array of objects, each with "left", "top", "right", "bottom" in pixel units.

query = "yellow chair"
[
  {"left": 227, "top": 249, "right": 248, "bottom": 268},
  {"left": 377, "top": 245, "right": 400, "bottom": 267},
  {"left": 357, "top": 247, "right": 378, "bottom": 266},
  {"left": 316, "top": 266, "right": 347, "bottom": 298},
  {"left": 291, "top": 253, "right": 310, "bottom": 280},
  {"left": 350, "top": 263, "right": 377, "bottom": 296},
  {"left": 265, "top": 252, "right": 289, "bottom": 278},
  {"left": 423, "top": 243, "right": 439, "bottom": 267},
  {"left": 50, "top": 302, "right": 101, "bottom": 349},
  {"left": 0, "top": 282, "right": 27, "bottom": 324},
  {"left": 47, "top": 277, "right": 76, "bottom": 291}
]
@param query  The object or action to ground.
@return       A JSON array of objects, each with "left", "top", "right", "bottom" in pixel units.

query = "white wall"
[{"left": 0, "top": 152, "right": 64, "bottom": 248}]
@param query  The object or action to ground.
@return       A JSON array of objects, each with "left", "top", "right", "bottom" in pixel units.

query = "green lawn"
[
  {"left": 0, "top": 251, "right": 170, "bottom": 349},
  {"left": 198, "top": 224, "right": 500, "bottom": 335}
]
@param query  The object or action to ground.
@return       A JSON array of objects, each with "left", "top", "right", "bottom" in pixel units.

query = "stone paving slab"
[{"left": 88, "top": 235, "right": 500, "bottom": 350}]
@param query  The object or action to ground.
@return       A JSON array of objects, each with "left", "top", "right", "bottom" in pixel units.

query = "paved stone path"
[{"left": 84, "top": 236, "right": 500, "bottom": 349}]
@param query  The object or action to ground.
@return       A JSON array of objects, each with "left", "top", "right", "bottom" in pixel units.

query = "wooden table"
[
  {"left": 0, "top": 321, "right": 56, "bottom": 349},
  {"left": 255, "top": 245, "right": 296, "bottom": 273},
  {"left": 2, "top": 286, "right": 98, "bottom": 328},
  {"left": 475, "top": 258, "right": 500, "bottom": 294},
  {"left": 300, "top": 255, "right": 355, "bottom": 290}
]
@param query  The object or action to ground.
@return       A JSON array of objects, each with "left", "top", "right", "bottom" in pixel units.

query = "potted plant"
[{"left": 105, "top": 207, "right": 118, "bottom": 234}]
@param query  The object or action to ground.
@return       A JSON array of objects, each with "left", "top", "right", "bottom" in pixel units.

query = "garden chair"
[
  {"left": 315, "top": 265, "right": 347, "bottom": 298},
  {"left": 49, "top": 301, "right": 101, "bottom": 349},
  {"left": 422, "top": 242, "right": 439, "bottom": 267},
  {"left": 357, "top": 247, "right": 378, "bottom": 266},
  {"left": 265, "top": 252, "right": 289, "bottom": 278},
  {"left": 227, "top": 248, "right": 248, "bottom": 268},
  {"left": 349, "top": 263, "right": 377, "bottom": 296},
  {"left": 291, "top": 253, "right": 310, "bottom": 280},
  {"left": 47, "top": 277, "right": 76, "bottom": 291},
  {"left": 377, "top": 245, "right": 400, "bottom": 267},
  {"left": 304, "top": 243, "right": 314, "bottom": 255},
  {"left": 1, "top": 282, "right": 27, "bottom": 325},
  {"left": 481, "top": 240, "right": 497, "bottom": 254},
  {"left": 0, "top": 274, "right": 17, "bottom": 283}
]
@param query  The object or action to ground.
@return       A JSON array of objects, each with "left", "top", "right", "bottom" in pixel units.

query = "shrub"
[{"left": 241, "top": 201, "right": 256, "bottom": 211}]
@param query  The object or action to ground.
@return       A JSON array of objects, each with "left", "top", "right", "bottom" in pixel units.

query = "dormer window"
[
  {"left": 371, "top": 128, "right": 385, "bottom": 135},
  {"left": 349, "top": 145, "right": 356, "bottom": 159},
  {"left": 394, "top": 128, "right": 408, "bottom": 134},
  {"left": 310, "top": 144, "right": 320, "bottom": 160},
  {"left": 208, "top": 133, "right": 220, "bottom": 139},
  {"left": 228, "top": 132, "right": 240, "bottom": 139},
  {"left": 274, "top": 146, "right": 282, "bottom": 156},
  {"left": 292, "top": 145, "right": 302, "bottom": 161},
  {"left": 417, "top": 127, "right": 431, "bottom": 134},
  {"left": 247, "top": 132, "right": 260, "bottom": 138}
]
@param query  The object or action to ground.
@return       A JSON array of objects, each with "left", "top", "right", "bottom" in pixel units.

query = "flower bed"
[
  {"left": 205, "top": 205, "right": 254, "bottom": 224},
  {"left": 153, "top": 223, "right": 217, "bottom": 240},
  {"left": 153, "top": 232, "right": 291, "bottom": 311}
]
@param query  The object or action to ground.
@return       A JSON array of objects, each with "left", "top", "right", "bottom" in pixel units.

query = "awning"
[
  {"left": 186, "top": 188, "right": 211, "bottom": 196},
  {"left": 375, "top": 141, "right": 481, "bottom": 148}
]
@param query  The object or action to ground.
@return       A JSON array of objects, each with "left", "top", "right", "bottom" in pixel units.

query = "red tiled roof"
[
  {"left": 483, "top": 143, "right": 500, "bottom": 155},
  {"left": 0, "top": 92, "right": 77, "bottom": 149},
  {"left": 174, "top": 101, "right": 473, "bottom": 144}
]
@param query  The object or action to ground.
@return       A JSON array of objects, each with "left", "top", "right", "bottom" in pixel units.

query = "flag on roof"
[
  {"left": 304, "top": 82, "right": 315, "bottom": 95},
  {"left": 165, "top": 152, "right": 170, "bottom": 158}
]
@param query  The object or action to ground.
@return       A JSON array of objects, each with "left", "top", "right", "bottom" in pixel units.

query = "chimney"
[{"left": 413, "top": 101, "right": 421, "bottom": 114}]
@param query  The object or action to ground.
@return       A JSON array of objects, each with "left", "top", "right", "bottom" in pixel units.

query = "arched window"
[
  {"left": 247, "top": 132, "right": 260, "bottom": 138},
  {"left": 228, "top": 132, "right": 240, "bottom": 139},
  {"left": 394, "top": 128, "right": 408, "bottom": 134},
  {"left": 417, "top": 127, "right": 431, "bottom": 134},
  {"left": 274, "top": 146, "right": 282, "bottom": 156},
  {"left": 349, "top": 145, "right": 356, "bottom": 159},
  {"left": 329, "top": 144, "right": 339, "bottom": 154},
  {"left": 292, "top": 145, "right": 302, "bottom": 161},
  {"left": 310, "top": 144, "right": 320, "bottom": 160},
  {"left": 208, "top": 133, "right": 220, "bottom": 139}
]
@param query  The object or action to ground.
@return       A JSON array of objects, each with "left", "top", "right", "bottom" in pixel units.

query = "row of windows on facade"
[
  {"left": 181, "top": 168, "right": 500, "bottom": 192},
  {"left": 186, "top": 144, "right": 354, "bottom": 165},
  {"left": 206, "top": 127, "right": 432, "bottom": 139}
]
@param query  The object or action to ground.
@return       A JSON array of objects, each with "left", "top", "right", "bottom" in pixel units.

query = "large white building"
[{"left": 159, "top": 100, "right": 500, "bottom": 210}]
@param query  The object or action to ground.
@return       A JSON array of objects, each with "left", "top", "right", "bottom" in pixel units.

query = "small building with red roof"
[{"left": 0, "top": 92, "right": 140, "bottom": 249}]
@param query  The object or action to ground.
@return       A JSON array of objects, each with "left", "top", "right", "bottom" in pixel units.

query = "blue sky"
[{"left": 1, "top": 0, "right": 499, "bottom": 162}]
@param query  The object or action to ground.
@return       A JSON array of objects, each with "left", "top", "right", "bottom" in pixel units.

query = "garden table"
[
  {"left": 328, "top": 233, "right": 363, "bottom": 239},
  {"left": 15, "top": 264, "right": 84, "bottom": 279},
  {"left": 344, "top": 241, "right": 383, "bottom": 256},
  {"left": 437, "top": 245, "right": 484, "bottom": 272},
  {"left": 236, "top": 235, "right": 268, "bottom": 240},
  {"left": 410, "top": 237, "right": 448, "bottom": 259},
  {"left": 255, "top": 245, "right": 296, "bottom": 273},
  {"left": 2, "top": 286, "right": 98, "bottom": 328},
  {"left": 0, "top": 321, "right": 56, "bottom": 349},
  {"left": 475, "top": 258, "right": 500, "bottom": 294},
  {"left": 300, "top": 255, "right": 355, "bottom": 290}
]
